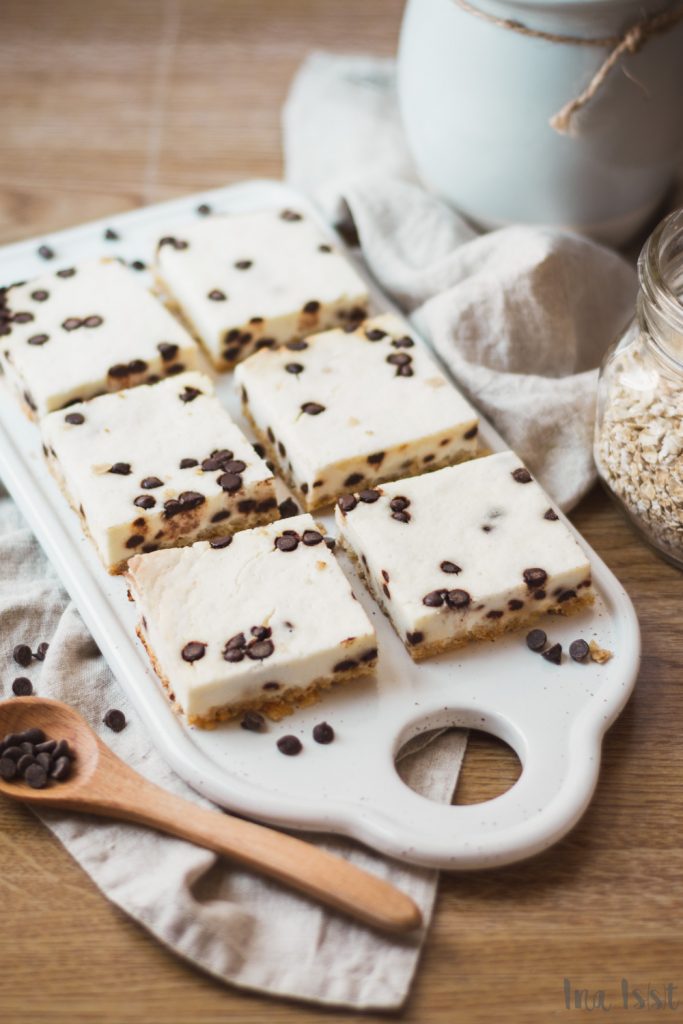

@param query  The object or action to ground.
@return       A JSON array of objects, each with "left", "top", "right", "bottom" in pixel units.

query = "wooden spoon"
[{"left": 0, "top": 697, "right": 421, "bottom": 934}]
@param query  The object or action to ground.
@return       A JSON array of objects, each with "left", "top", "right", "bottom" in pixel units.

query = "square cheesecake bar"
[
  {"left": 0, "top": 259, "right": 200, "bottom": 419},
  {"left": 126, "top": 514, "right": 378, "bottom": 726},
  {"left": 335, "top": 450, "right": 594, "bottom": 660},
  {"left": 41, "top": 371, "right": 277, "bottom": 574},
  {"left": 234, "top": 313, "right": 479, "bottom": 510},
  {"left": 154, "top": 207, "right": 369, "bottom": 369}
]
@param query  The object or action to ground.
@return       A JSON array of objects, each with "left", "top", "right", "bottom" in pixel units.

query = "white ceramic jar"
[{"left": 397, "top": 0, "right": 683, "bottom": 245}]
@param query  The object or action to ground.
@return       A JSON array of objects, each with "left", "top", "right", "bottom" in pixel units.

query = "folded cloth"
[
  {"left": 283, "top": 52, "right": 639, "bottom": 511},
  {"left": 0, "top": 486, "right": 467, "bottom": 1010}
]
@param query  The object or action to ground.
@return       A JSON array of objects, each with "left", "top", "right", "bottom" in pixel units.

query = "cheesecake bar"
[
  {"left": 126, "top": 514, "right": 378, "bottom": 726},
  {"left": 0, "top": 259, "right": 200, "bottom": 419},
  {"left": 42, "top": 371, "right": 277, "bottom": 573},
  {"left": 335, "top": 450, "right": 594, "bottom": 660},
  {"left": 154, "top": 207, "right": 369, "bottom": 369},
  {"left": 235, "top": 313, "right": 479, "bottom": 510}
]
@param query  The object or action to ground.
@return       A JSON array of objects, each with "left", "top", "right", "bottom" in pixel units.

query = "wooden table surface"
[{"left": 1, "top": 2, "right": 682, "bottom": 1021}]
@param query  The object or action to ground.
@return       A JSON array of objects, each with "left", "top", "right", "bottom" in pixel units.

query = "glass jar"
[{"left": 595, "top": 208, "right": 683, "bottom": 568}]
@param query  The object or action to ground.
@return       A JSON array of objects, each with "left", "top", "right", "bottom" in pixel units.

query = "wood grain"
[{"left": 1, "top": 1, "right": 682, "bottom": 1021}]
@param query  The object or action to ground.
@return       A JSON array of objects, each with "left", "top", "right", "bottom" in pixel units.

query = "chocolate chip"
[
  {"left": 62, "top": 317, "right": 82, "bottom": 331},
  {"left": 179, "top": 386, "right": 201, "bottom": 402},
  {"left": 56, "top": 267, "right": 76, "bottom": 278},
  {"left": 104, "top": 709, "right": 126, "bottom": 733},
  {"left": 13, "top": 644, "right": 32, "bottom": 668},
  {"left": 392, "top": 335, "right": 415, "bottom": 349},
  {"left": 225, "top": 632, "right": 246, "bottom": 650},
  {"left": 359, "top": 489, "right": 380, "bottom": 503},
  {"left": 464, "top": 424, "right": 479, "bottom": 440},
  {"left": 280, "top": 209, "right": 303, "bottom": 222},
  {"left": 83, "top": 315, "right": 103, "bottom": 328},
  {"left": 557, "top": 589, "right": 577, "bottom": 603},
  {"left": 512, "top": 467, "right": 532, "bottom": 483},
  {"left": 263, "top": 681, "right": 280, "bottom": 690},
  {"left": 285, "top": 362, "right": 304, "bottom": 375},
  {"left": 211, "top": 510, "right": 230, "bottom": 523},
  {"left": 2, "top": 746, "right": 23, "bottom": 761},
  {"left": 28, "top": 334, "right": 49, "bottom": 346},
  {"left": 141, "top": 544, "right": 158, "bottom": 553},
  {"left": 301, "top": 402, "right": 325, "bottom": 416},
  {"left": 178, "top": 491, "right": 205, "bottom": 511},
  {"left": 17, "top": 754, "right": 35, "bottom": 776},
  {"left": 0, "top": 757, "right": 17, "bottom": 781},
  {"left": 318, "top": 243, "right": 332, "bottom": 253},
  {"left": 255, "top": 337, "right": 275, "bottom": 349},
  {"left": 302, "top": 530, "right": 323, "bottom": 546},
  {"left": 440, "top": 561, "right": 461, "bottom": 574},
  {"left": 128, "top": 359, "right": 148, "bottom": 374},
  {"left": 508, "top": 599, "right": 524, "bottom": 611},
  {"left": 312, "top": 722, "right": 334, "bottom": 744},
  {"left": 180, "top": 457, "right": 198, "bottom": 468},
  {"left": 34, "top": 642, "right": 49, "bottom": 662},
  {"left": 423, "top": 590, "right": 445, "bottom": 607},
  {"left": 38, "top": 244, "right": 55, "bottom": 260},
  {"left": 387, "top": 352, "right": 412, "bottom": 366},
  {"left": 277, "top": 735, "right": 302, "bottom": 755},
  {"left": 390, "top": 496, "right": 410, "bottom": 512},
  {"left": 109, "top": 463, "right": 131, "bottom": 476},
  {"left": 31, "top": 289, "right": 49, "bottom": 301},
  {"left": 141, "top": 476, "right": 163, "bottom": 489},
  {"left": 446, "top": 589, "right": 471, "bottom": 609},
  {"left": 344, "top": 473, "right": 363, "bottom": 488},
  {"left": 34, "top": 739, "right": 55, "bottom": 754},
  {"left": 278, "top": 497, "right": 299, "bottom": 519},
  {"left": 235, "top": 260, "right": 252, "bottom": 270},
  {"left": 182, "top": 642, "right": 206, "bottom": 662},
  {"left": 247, "top": 639, "right": 274, "bottom": 660},
  {"left": 208, "top": 289, "right": 226, "bottom": 301},
  {"left": 237, "top": 499, "right": 256, "bottom": 513},
  {"left": 126, "top": 534, "right": 144, "bottom": 549},
  {"left": 391, "top": 510, "right": 411, "bottom": 523},
  {"left": 544, "top": 508, "right": 559, "bottom": 521},
  {"left": 569, "top": 639, "right": 590, "bottom": 662},
  {"left": 251, "top": 626, "right": 272, "bottom": 640},
  {"left": 365, "top": 328, "right": 387, "bottom": 341},
  {"left": 21, "top": 729, "right": 45, "bottom": 745},
  {"left": 275, "top": 534, "right": 299, "bottom": 552},
  {"left": 65, "top": 411, "right": 85, "bottom": 425},
  {"left": 157, "top": 342, "right": 179, "bottom": 362},
  {"left": 51, "top": 757, "right": 72, "bottom": 781},
  {"left": 324, "top": 536, "right": 336, "bottom": 550},
  {"left": 334, "top": 659, "right": 358, "bottom": 673},
  {"left": 486, "top": 609, "right": 503, "bottom": 619},
  {"left": 218, "top": 472, "right": 242, "bottom": 493},
  {"left": 241, "top": 711, "right": 265, "bottom": 732},
  {"left": 360, "top": 648, "right": 378, "bottom": 664},
  {"left": 223, "top": 459, "right": 246, "bottom": 475},
  {"left": 108, "top": 363, "right": 129, "bottom": 378},
  {"left": 52, "top": 739, "right": 73, "bottom": 760},
  {"left": 24, "top": 763, "right": 47, "bottom": 788},
  {"left": 302, "top": 300, "right": 320, "bottom": 314},
  {"left": 223, "top": 648, "right": 245, "bottom": 664},
  {"left": 337, "top": 494, "right": 357, "bottom": 513},
  {"left": 104, "top": 227, "right": 119, "bottom": 240},
  {"left": 134, "top": 494, "right": 155, "bottom": 509},
  {"left": 210, "top": 536, "right": 233, "bottom": 549},
  {"left": 542, "top": 643, "right": 562, "bottom": 665},
  {"left": 526, "top": 629, "right": 547, "bottom": 651},
  {"left": 197, "top": 203, "right": 212, "bottom": 215},
  {"left": 523, "top": 568, "right": 548, "bottom": 589},
  {"left": 12, "top": 677, "right": 33, "bottom": 696}
]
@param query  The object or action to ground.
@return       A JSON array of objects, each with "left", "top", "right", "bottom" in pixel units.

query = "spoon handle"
[{"left": 93, "top": 769, "right": 422, "bottom": 934}]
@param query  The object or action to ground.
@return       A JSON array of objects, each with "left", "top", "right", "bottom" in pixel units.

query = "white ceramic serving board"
[{"left": 0, "top": 180, "right": 640, "bottom": 869}]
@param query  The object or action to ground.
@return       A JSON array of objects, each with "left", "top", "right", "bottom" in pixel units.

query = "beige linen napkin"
[
  {"left": 0, "top": 488, "right": 466, "bottom": 1009},
  {"left": 283, "top": 52, "right": 640, "bottom": 511}
]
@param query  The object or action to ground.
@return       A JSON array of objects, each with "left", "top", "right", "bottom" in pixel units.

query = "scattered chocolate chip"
[
  {"left": 523, "top": 568, "right": 548, "bottom": 589},
  {"left": 104, "top": 227, "right": 119, "bottom": 240},
  {"left": 278, "top": 497, "right": 299, "bottom": 519},
  {"left": 108, "top": 363, "right": 129, "bottom": 378},
  {"left": 423, "top": 590, "right": 445, "bottom": 607},
  {"left": 210, "top": 510, "right": 230, "bottom": 523},
  {"left": 301, "top": 401, "right": 325, "bottom": 416},
  {"left": 277, "top": 734, "right": 302, "bottom": 755},
  {"left": 225, "top": 632, "right": 246, "bottom": 650},
  {"left": 440, "top": 561, "right": 461, "bottom": 574},
  {"left": 247, "top": 639, "right": 274, "bottom": 660},
  {"left": 179, "top": 386, "right": 201, "bottom": 402},
  {"left": 30, "top": 289, "right": 49, "bottom": 302},
  {"left": 38, "top": 244, "right": 55, "bottom": 260},
  {"left": 302, "top": 530, "right": 323, "bottom": 546},
  {"left": 359, "top": 490, "right": 381, "bottom": 505},
  {"left": 526, "top": 629, "right": 547, "bottom": 651},
  {"left": 131, "top": 259, "right": 146, "bottom": 271},
  {"left": 251, "top": 626, "right": 272, "bottom": 640},
  {"left": 180, "top": 457, "right": 198, "bottom": 469},
  {"left": 569, "top": 638, "right": 590, "bottom": 662},
  {"left": 134, "top": 494, "right": 155, "bottom": 510},
  {"left": 12, "top": 677, "right": 33, "bottom": 696},
  {"left": 141, "top": 476, "right": 163, "bottom": 489},
  {"left": 181, "top": 642, "right": 206, "bottom": 662},
  {"left": 557, "top": 589, "right": 577, "bottom": 603},
  {"left": 275, "top": 534, "right": 299, "bottom": 552},
  {"left": 241, "top": 711, "right": 265, "bottom": 732},
  {"left": 262, "top": 681, "right": 280, "bottom": 691},
  {"left": 208, "top": 289, "right": 227, "bottom": 301},
  {"left": 338, "top": 494, "right": 357, "bottom": 513},
  {"left": 542, "top": 643, "right": 562, "bottom": 665},
  {"left": 109, "top": 462, "right": 131, "bottom": 476},
  {"left": 512, "top": 467, "right": 532, "bottom": 484},
  {"left": 387, "top": 352, "right": 412, "bottom": 367},
  {"left": 28, "top": 333, "right": 49, "bottom": 346},
  {"left": 544, "top": 508, "right": 559, "bottom": 521},
  {"left": 13, "top": 644, "right": 32, "bottom": 668},
  {"left": 210, "top": 536, "right": 233, "bottom": 549},
  {"left": 446, "top": 589, "right": 471, "bottom": 609},
  {"left": 104, "top": 709, "right": 126, "bottom": 733},
  {"left": 128, "top": 359, "right": 148, "bottom": 374},
  {"left": 313, "top": 722, "right": 334, "bottom": 744}
]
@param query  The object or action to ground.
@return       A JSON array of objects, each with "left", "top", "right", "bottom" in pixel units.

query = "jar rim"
[{"left": 638, "top": 207, "right": 683, "bottom": 370}]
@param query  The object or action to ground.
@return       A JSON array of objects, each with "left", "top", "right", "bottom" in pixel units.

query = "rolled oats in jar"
[{"left": 595, "top": 209, "right": 683, "bottom": 568}]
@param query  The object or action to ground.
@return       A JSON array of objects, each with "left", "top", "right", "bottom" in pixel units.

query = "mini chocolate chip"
[
  {"left": 542, "top": 643, "right": 562, "bottom": 665},
  {"left": 51, "top": 757, "right": 72, "bottom": 781},
  {"left": 13, "top": 644, "right": 32, "bottom": 667},
  {"left": 464, "top": 424, "right": 479, "bottom": 440},
  {"left": 277, "top": 735, "right": 302, "bottom": 755},
  {"left": 141, "top": 476, "right": 163, "bottom": 489},
  {"left": 365, "top": 328, "right": 387, "bottom": 341},
  {"left": 338, "top": 494, "right": 357, "bottom": 513},
  {"left": 446, "top": 589, "right": 471, "bottom": 609},
  {"left": 440, "top": 561, "right": 461, "bottom": 574},
  {"left": 157, "top": 342, "right": 179, "bottom": 362},
  {"left": 28, "top": 334, "right": 49, "bottom": 346},
  {"left": 218, "top": 472, "right": 242, "bottom": 493},
  {"left": 131, "top": 260, "right": 146, "bottom": 270},
  {"left": 12, "top": 677, "right": 33, "bottom": 696},
  {"left": 35, "top": 644, "right": 48, "bottom": 667},
  {"left": 247, "top": 639, "right": 274, "bottom": 660},
  {"left": 56, "top": 267, "right": 76, "bottom": 278},
  {"left": 208, "top": 289, "right": 226, "bottom": 301},
  {"left": 387, "top": 352, "right": 412, "bottom": 366},
  {"left": 25, "top": 763, "right": 48, "bottom": 789},
  {"left": 197, "top": 203, "right": 212, "bottom": 215},
  {"left": 280, "top": 209, "right": 303, "bottom": 222},
  {"left": 241, "top": 711, "right": 265, "bottom": 732},
  {"left": 544, "top": 508, "right": 559, "bottom": 521},
  {"left": 235, "top": 260, "right": 252, "bottom": 270},
  {"left": 301, "top": 402, "right": 325, "bottom": 416},
  {"left": 344, "top": 473, "right": 363, "bottom": 488},
  {"left": 180, "top": 457, "right": 198, "bottom": 468},
  {"left": 360, "top": 648, "right": 378, "bottom": 663},
  {"left": 108, "top": 363, "right": 129, "bottom": 378},
  {"left": 128, "top": 359, "right": 148, "bottom": 373},
  {"left": 210, "top": 536, "right": 233, "bottom": 549},
  {"left": 508, "top": 599, "right": 524, "bottom": 610},
  {"left": 278, "top": 497, "right": 299, "bottom": 519},
  {"left": 251, "top": 626, "right": 272, "bottom": 640},
  {"left": 390, "top": 496, "right": 410, "bottom": 512},
  {"left": 104, "top": 708, "right": 126, "bottom": 732},
  {"left": 237, "top": 499, "right": 256, "bottom": 513},
  {"left": 83, "top": 315, "right": 103, "bottom": 328},
  {"left": 526, "top": 628, "right": 547, "bottom": 651},
  {"left": 423, "top": 590, "right": 445, "bottom": 607},
  {"left": 312, "top": 722, "right": 334, "bottom": 744},
  {"left": 359, "top": 489, "right": 380, "bottom": 503},
  {"left": 178, "top": 491, "right": 205, "bottom": 511},
  {"left": 225, "top": 632, "right": 246, "bottom": 650},
  {"left": 302, "top": 530, "right": 323, "bottom": 546},
  {"left": 179, "top": 386, "right": 201, "bottom": 402},
  {"left": 109, "top": 463, "right": 131, "bottom": 475},
  {"left": 334, "top": 659, "right": 358, "bottom": 673},
  {"left": 182, "top": 642, "right": 206, "bottom": 662},
  {"left": 223, "top": 459, "right": 246, "bottom": 475},
  {"left": 523, "top": 568, "right": 548, "bottom": 589},
  {"left": 391, "top": 511, "right": 411, "bottom": 523},
  {"left": 263, "top": 681, "right": 280, "bottom": 691},
  {"left": 126, "top": 534, "right": 144, "bottom": 549},
  {"left": 392, "top": 335, "right": 415, "bottom": 349},
  {"left": 38, "top": 244, "right": 55, "bottom": 260},
  {"left": 275, "top": 534, "right": 299, "bottom": 552},
  {"left": 512, "top": 467, "right": 532, "bottom": 483},
  {"left": 142, "top": 544, "right": 158, "bottom": 553},
  {"left": 486, "top": 609, "right": 504, "bottom": 619},
  {"left": 302, "top": 300, "right": 320, "bottom": 314},
  {"left": 62, "top": 317, "right": 82, "bottom": 331},
  {"left": 285, "top": 362, "right": 304, "bottom": 375},
  {"left": 557, "top": 589, "right": 577, "bottom": 603},
  {"left": 286, "top": 339, "right": 308, "bottom": 350},
  {"left": 31, "top": 289, "right": 49, "bottom": 301},
  {"left": 569, "top": 638, "right": 590, "bottom": 662},
  {"left": 318, "top": 243, "right": 332, "bottom": 253},
  {"left": 65, "top": 412, "right": 85, "bottom": 425},
  {"left": 324, "top": 536, "right": 336, "bottom": 550},
  {"left": 104, "top": 227, "right": 119, "bottom": 240},
  {"left": 211, "top": 510, "right": 230, "bottom": 523},
  {"left": 134, "top": 495, "right": 155, "bottom": 509}
]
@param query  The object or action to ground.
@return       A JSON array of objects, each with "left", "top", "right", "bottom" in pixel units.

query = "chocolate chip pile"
[
  {"left": 525, "top": 629, "right": 594, "bottom": 666},
  {"left": 0, "top": 728, "right": 74, "bottom": 789}
]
